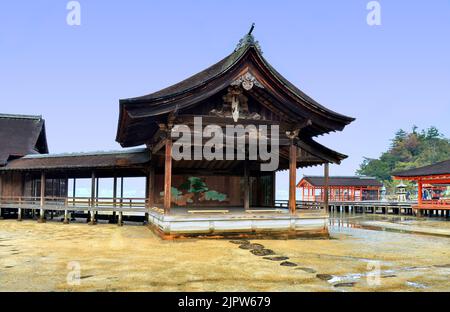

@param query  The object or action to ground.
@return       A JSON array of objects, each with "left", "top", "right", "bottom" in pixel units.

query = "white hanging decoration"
[
  {"left": 231, "top": 72, "right": 264, "bottom": 91},
  {"left": 231, "top": 96, "right": 240, "bottom": 122}
]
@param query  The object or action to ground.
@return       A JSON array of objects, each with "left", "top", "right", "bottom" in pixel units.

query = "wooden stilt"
[
  {"left": 164, "top": 138, "right": 172, "bottom": 214},
  {"left": 289, "top": 142, "right": 297, "bottom": 214},
  {"left": 38, "top": 171, "right": 46, "bottom": 223},
  {"left": 89, "top": 171, "right": 96, "bottom": 225},
  {"left": 111, "top": 176, "right": 117, "bottom": 224},
  {"left": 63, "top": 209, "right": 69, "bottom": 224},
  {"left": 17, "top": 208, "right": 22, "bottom": 221},
  {"left": 118, "top": 211, "right": 123, "bottom": 227},
  {"left": 95, "top": 177, "right": 99, "bottom": 221},
  {"left": 324, "top": 163, "right": 329, "bottom": 212},
  {"left": 119, "top": 177, "right": 124, "bottom": 225}
]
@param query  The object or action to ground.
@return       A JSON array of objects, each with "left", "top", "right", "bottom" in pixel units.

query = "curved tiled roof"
[
  {"left": 0, "top": 148, "right": 150, "bottom": 171},
  {"left": 392, "top": 159, "right": 450, "bottom": 177},
  {"left": 117, "top": 34, "right": 355, "bottom": 147},
  {"left": 0, "top": 114, "right": 48, "bottom": 166},
  {"left": 299, "top": 176, "right": 383, "bottom": 187}
]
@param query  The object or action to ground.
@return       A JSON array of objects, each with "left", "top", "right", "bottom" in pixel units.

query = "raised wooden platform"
[{"left": 147, "top": 208, "right": 329, "bottom": 239}]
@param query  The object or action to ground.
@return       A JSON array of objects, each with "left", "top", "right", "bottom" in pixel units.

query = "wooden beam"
[
  {"left": 152, "top": 137, "right": 168, "bottom": 155},
  {"left": 324, "top": 163, "right": 329, "bottom": 211},
  {"left": 164, "top": 138, "right": 173, "bottom": 214},
  {"left": 289, "top": 141, "right": 297, "bottom": 214}
]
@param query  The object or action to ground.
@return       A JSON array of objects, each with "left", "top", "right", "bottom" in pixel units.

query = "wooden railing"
[
  {"left": 1, "top": 197, "right": 325, "bottom": 213},
  {"left": 274, "top": 200, "right": 325, "bottom": 210},
  {"left": 417, "top": 199, "right": 450, "bottom": 209},
  {"left": 0, "top": 196, "right": 151, "bottom": 212}
]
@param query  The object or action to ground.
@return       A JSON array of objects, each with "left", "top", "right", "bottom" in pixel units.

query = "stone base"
[
  {"left": 147, "top": 210, "right": 329, "bottom": 240},
  {"left": 37, "top": 218, "right": 46, "bottom": 223}
]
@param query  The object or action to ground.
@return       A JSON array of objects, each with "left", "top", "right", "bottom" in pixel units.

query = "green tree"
[{"left": 357, "top": 126, "right": 450, "bottom": 192}]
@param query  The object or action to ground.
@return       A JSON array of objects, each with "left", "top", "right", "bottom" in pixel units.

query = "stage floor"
[{"left": 147, "top": 207, "right": 328, "bottom": 239}]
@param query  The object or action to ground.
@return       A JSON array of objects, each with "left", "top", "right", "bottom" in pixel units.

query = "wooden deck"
[{"left": 0, "top": 196, "right": 329, "bottom": 239}]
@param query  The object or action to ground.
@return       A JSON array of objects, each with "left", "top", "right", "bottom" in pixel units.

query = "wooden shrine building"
[
  {"left": 393, "top": 160, "right": 450, "bottom": 216},
  {"left": 297, "top": 176, "right": 383, "bottom": 202},
  {"left": 0, "top": 29, "right": 355, "bottom": 238}
]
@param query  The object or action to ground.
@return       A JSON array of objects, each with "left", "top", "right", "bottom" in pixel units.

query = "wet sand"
[{"left": 0, "top": 215, "right": 449, "bottom": 292}]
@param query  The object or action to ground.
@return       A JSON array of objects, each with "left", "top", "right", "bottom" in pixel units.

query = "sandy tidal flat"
[{"left": 0, "top": 216, "right": 449, "bottom": 292}]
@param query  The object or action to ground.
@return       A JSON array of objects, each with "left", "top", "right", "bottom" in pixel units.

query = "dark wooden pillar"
[
  {"left": 144, "top": 168, "right": 154, "bottom": 224},
  {"left": 324, "top": 163, "right": 330, "bottom": 212},
  {"left": 38, "top": 171, "right": 46, "bottom": 223},
  {"left": 72, "top": 178, "right": 76, "bottom": 199},
  {"left": 289, "top": 143, "right": 297, "bottom": 214},
  {"left": 164, "top": 139, "right": 172, "bottom": 214},
  {"left": 89, "top": 171, "right": 96, "bottom": 225},
  {"left": 118, "top": 177, "right": 124, "bottom": 226},
  {"left": 95, "top": 178, "right": 99, "bottom": 204},
  {"left": 111, "top": 175, "right": 117, "bottom": 224},
  {"left": 148, "top": 167, "right": 155, "bottom": 208},
  {"left": 244, "top": 162, "right": 250, "bottom": 210}
]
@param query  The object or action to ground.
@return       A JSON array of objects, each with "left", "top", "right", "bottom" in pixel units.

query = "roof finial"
[
  {"left": 234, "top": 23, "right": 262, "bottom": 53},
  {"left": 248, "top": 23, "right": 255, "bottom": 35}
]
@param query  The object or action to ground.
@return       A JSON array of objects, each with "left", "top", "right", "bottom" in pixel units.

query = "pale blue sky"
[{"left": 1, "top": 1, "right": 449, "bottom": 199}]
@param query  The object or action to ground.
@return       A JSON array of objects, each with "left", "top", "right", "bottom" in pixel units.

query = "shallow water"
[{"left": 0, "top": 214, "right": 449, "bottom": 291}]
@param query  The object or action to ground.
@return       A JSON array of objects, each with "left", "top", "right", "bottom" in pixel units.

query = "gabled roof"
[
  {"left": 0, "top": 114, "right": 49, "bottom": 166},
  {"left": 392, "top": 159, "right": 450, "bottom": 178},
  {"left": 0, "top": 148, "right": 150, "bottom": 171},
  {"left": 116, "top": 32, "right": 355, "bottom": 147},
  {"left": 298, "top": 176, "right": 383, "bottom": 188}
]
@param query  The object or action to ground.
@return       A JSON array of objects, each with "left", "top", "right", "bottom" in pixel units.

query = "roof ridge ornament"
[
  {"left": 234, "top": 23, "right": 262, "bottom": 53},
  {"left": 231, "top": 71, "right": 264, "bottom": 90}
]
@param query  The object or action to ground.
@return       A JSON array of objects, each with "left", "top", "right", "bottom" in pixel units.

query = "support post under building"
[
  {"left": 89, "top": 171, "right": 96, "bottom": 225},
  {"left": 38, "top": 171, "right": 46, "bottom": 223},
  {"left": 289, "top": 142, "right": 297, "bottom": 214},
  {"left": 324, "top": 163, "right": 330, "bottom": 212}
]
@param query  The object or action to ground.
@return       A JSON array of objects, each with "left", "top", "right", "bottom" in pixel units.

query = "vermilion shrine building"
[{"left": 297, "top": 176, "right": 383, "bottom": 202}]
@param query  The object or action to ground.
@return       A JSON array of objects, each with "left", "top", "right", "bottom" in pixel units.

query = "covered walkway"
[{"left": 393, "top": 159, "right": 450, "bottom": 217}]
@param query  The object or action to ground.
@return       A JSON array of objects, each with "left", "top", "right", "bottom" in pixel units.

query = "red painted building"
[{"left": 297, "top": 176, "right": 383, "bottom": 202}]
